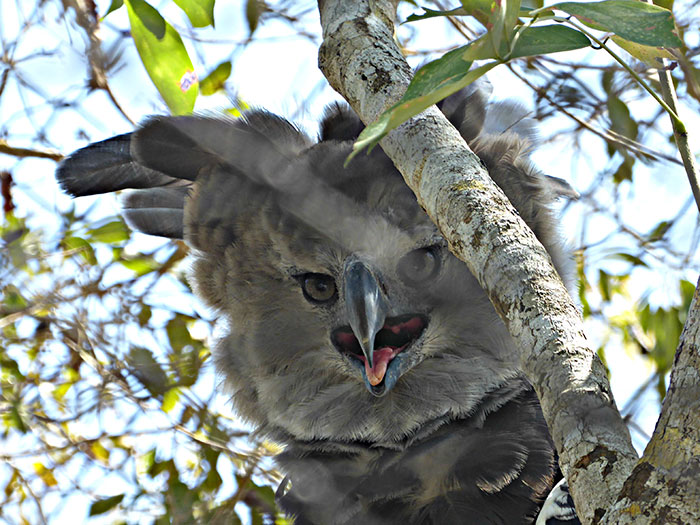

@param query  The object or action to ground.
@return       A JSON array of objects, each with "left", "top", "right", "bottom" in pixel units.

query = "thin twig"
[
  {"left": 0, "top": 140, "right": 63, "bottom": 161},
  {"left": 655, "top": 59, "right": 700, "bottom": 214}
]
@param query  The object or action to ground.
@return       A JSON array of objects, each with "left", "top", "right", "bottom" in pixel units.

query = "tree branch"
[
  {"left": 317, "top": 2, "right": 638, "bottom": 522},
  {"left": 603, "top": 275, "right": 700, "bottom": 523},
  {"left": 0, "top": 140, "right": 63, "bottom": 161}
]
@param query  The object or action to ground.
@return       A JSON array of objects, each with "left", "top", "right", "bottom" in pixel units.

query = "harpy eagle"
[{"left": 57, "top": 83, "right": 580, "bottom": 524}]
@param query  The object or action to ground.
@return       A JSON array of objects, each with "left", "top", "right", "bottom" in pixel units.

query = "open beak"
[{"left": 343, "top": 259, "right": 388, "bottom": 370}]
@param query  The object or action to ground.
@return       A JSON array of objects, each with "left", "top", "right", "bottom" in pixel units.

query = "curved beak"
[{"left": 343, "top": 259, "right": 389, "bottom": 370}]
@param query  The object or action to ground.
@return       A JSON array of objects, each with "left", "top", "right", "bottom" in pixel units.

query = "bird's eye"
[
  {"left": 397, "top": 247, "right": 440, "bottom": 285},
  {"left": 299, "top": 273, "right": 338, "bottom": 304}
]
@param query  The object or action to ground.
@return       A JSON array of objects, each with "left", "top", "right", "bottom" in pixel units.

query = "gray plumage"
[{"left": 56, "top": 84, "right": 579, "bottom": 525}]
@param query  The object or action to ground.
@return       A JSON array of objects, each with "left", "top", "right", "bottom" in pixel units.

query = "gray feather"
[{"left": 56, "top": 86, "right": 579, "bottom": 525}]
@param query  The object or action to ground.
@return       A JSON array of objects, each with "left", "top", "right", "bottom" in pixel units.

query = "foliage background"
[{"left": 0, "top": 0, "right": 698, "bottom": 523}]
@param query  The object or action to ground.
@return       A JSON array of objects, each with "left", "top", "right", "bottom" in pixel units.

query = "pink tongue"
[{"left": 365, "top": 347, "right": 397, "bottom": 386}]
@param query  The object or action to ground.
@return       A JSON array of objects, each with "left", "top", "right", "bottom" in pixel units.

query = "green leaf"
[
  {"left": 89, "top": 494, "right": 125, "bottom": 516},
  {"left": 128, "top": 346, "right": 169, "bottom": 395},
  {"left": 461, "top": 0, "right": 499, "bottom": 27},
  {"left": 137, "top": 304, "right": 152, "bottom": 326},
  {"left": 598, "top": 269, "right": 611, "bottom": 302},
  {"left": 161, "top": 387, "right": 180, "bottom": 413},
  {"left": 488, "top": 0, "right": 521, "bottom": 55},
  {"left": 508, "top": 24, "right": 590, "bottom": 59},
  {"left": 139, "top": 448, "right": 157, "bottom": 476},
  {"left": 104, "top": 0, "right": 124, "bottom": 17},
  {"left": 350, "top": 45, "right": 497, "bottom": 158},
  {"left": 680, "top": 280, "right": 695, "bottom": 311},
  {"left": 63, "top": 236, "right": 97, "bottom": 265},
  {"left": 86, "top": 220, "right": 129, "bottom": 244},
  {"left": 33, "top": 463, "right": 58, "bottom": 487},
  {"left": 611, "top": 36, "right": 676, "bottom": 66},
  {"left": 2, "top": 285, "right": 27, "bottom": 311},
  {"left": 119, "top": 255, "right": 161, "bottom": 276},
  {"left": 612, "top": 157, "right": 633, "bottom": 183},
  {"left": 646, "top": 220, "right": 672, "bottom": 242},
  {"left": 167, "top": 316, "right": 192, "bottom": 352},
  {"left": 406, "top": 7, "right": 468, "bottom": 23},
  {"left": 551, "top": 0, "right": 682, "bottom": 47},
  {"left": 246, "top": 0, "right": 265, "bottom": 34},
  {"left": 125, "top": 0, "right": 198, "bottom": 115},
  {"left": 200, "top": 61, "right": 232, "bottom": 95},
  {"left": 610, "top": 252, "right": 647, "bottom": 267},
  {"left": 91, "top": 441, "right": 111, "bottom": 465},
  {"left": 172, "top": 0, "right": 215, "bottom": 28},
  {"left": 350, "top": 24, "right": 587, "bottom": 156},
  {"left": 607, "top": 96, "right": 638, "bottom": 142}
]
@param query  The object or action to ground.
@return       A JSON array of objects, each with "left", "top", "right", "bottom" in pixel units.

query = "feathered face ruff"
[{"left": 56, "top": 82, "right": 576, "bottom": 524}]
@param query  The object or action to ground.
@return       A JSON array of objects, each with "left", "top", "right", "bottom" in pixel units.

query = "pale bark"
[
  {"left": 604, "top": 276, "right": 700, "bottom": 523},
  {"left": 317, "top": 1, "right": 639, "bottom": 523}
]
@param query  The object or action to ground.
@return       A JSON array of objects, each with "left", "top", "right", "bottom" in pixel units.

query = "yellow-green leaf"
[
  {"left": 63, "top": 236, "right": 97, "bottom": 265},
  {"left": 611, "top": 35, "right": 676, "bottom": 66},
  {"left": 200, "top": 61, "right": 232, "bottom": 95},
  {"left": 161, "top": 387, "right": 180, "bottom": 413},
  {"left": 125, "top": 0, "right": 198, "bottom": 114},
  {"left": 33, "top": 463, "right": 58, "bottom": 487},
  {"left": 172, "top": 0, "right": 215, "bottom": 28},
  {"left": 87, "top": 220, "right": 129, "bottom": 244},
  {"left": 91, "top": 441, "right": 111, "bottom": 465}
]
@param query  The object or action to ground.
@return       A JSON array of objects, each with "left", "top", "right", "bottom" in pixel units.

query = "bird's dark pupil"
[{"left": 302, "top": 274, "right": 336, "bottom": 303}]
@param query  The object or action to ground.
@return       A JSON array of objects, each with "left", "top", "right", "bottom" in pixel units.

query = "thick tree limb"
[
  {"left": 604, "top": 276, "right": 700, "bottom": 523},
  {"left": 317, "top": 1, "right": 638, "bottom": 523}
]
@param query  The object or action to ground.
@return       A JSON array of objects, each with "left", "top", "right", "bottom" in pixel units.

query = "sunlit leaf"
[
  {"left": 2, "top": 285, "right": 27, "bottom": 311},
  {"left": 4, "top": 405, "right": 27, "bottom": 433},
  {"left": 200, "top": 61, "right": 232, "bottom": 95},
  {"left": 119, "top": 255, "right": 161, "bottom": 276},
  {"left": 551, "top": 0, "right": 682, "bottom": 47},
  {"left": 33, "top": 463, "right": 58, "bottom": 487},
  {"left": 91, "top": 441, "right": 111, "bottom": 465},
  {"left": 87, "top": 220, "right": 129, "bottom": 244},
  {"left": 63, "top": 236, "right": 97, "bottom": 265},
  {"left": 52, "top": 382, "right": 72, "bottom": 403},
  {"left": 125, "top": 0, "right": 198, "bottom": 114},
  {"left": 611, "top": 36, "right": 676, "bottom": 66},
  {"left": 162, "top": 387, "right": 180, "bottom": 413},
  {"left": 89, "top": 494, "right": 125, "bottom": 516},
  {"left": 680, "top": 280, "right": 695, "bottom": 311},
  {"left": 172, "top": 0, "right": 215, "bottom": 27}
]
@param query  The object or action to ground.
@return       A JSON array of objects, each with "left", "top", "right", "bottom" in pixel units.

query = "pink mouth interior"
[{"left": 333, "top": 315, "right": 426, "bottom": 386}]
